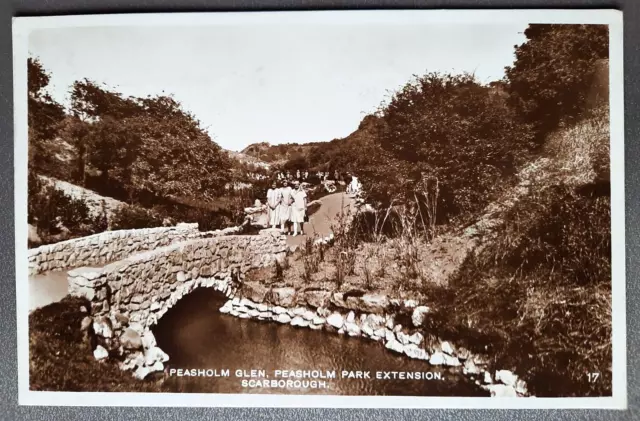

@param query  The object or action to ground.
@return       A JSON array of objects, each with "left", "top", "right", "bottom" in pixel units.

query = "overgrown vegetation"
[
  {"left": 27, "top": 172, "right": 108, "bottom": 246},
  {"left": 29, "top": 296, "right": 168, "bottom": 392}
]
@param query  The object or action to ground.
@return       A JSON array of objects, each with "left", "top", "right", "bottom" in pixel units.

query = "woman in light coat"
[
  {"left": 279, "top": 180, "right": 293, "bottom": 234},
  {"left": 266, "top": 181, "right": 282, "bottom": 229},
  {"left": 291, "top": 182, "right": 308, "bottom": 236}
]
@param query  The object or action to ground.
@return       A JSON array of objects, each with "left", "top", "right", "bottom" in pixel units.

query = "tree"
[
  {"left": 67, "top": 81, "right": 232, "bottom": 201},
  {"left": 505, "top": 24, "right": 609, "bottom": 142},
  {"left": 372, "top": 72, "right": 533, "bottom": 222},
  {"left": 27, "top": 58, "right": 65, "bottom": 171}
]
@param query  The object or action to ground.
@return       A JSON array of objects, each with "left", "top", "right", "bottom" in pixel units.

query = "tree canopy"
[{"left": 506, "top": 24, "right": 609, "bottom": 141}]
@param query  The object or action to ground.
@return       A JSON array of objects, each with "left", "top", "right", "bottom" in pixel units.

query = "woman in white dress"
[
  {"left": 266, "top": 181, "right": 281, "bottom": 229},
  {"left": 279, "top": 180, "right": 293, "bottom": 234},
  {"left": 291, "top": 182, "right": 308, "bottom": 236}
]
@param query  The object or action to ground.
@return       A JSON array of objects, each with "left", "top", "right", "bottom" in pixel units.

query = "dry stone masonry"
[
  {"left": 70, "top": 228, "right": 287, "bottom": 380},
  {"left": 28, "top": 222, "right": 248, "bottom": 276}
]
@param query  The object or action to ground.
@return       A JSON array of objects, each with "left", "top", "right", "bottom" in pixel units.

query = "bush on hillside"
[
  {"left": 423, "top": 182, "right": 611, "bottom": 397},
  {"left": 110, "top": 205, "right": 166, "bottom": 230},
  {"left": 506, "top": 24, "right": 609, "bottom": 142},
  {"left": 368, "top": 73, "right": 533, "bottom": 228},
  {"left": 28, "top": 173, "right": 104, "bottom": 246}
]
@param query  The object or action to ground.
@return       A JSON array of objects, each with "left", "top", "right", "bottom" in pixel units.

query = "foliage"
[
  {"left": 423, "top": 183, "right": 611, "bottom": 396},
  {"left": 506, "top": 24, "right": 609, "bottom": 142},
  {"left": 29, "top": 296, "right": 169, "bottom": 392},
  {"left": 110, "top": 205, "right": 166, "bottom": 230},
  {"left": 28, "top": 173, "right": 104, "bottom": 245},
  {"left": 66, "top": 80, "right": 233, "bottom": 201},
  {"left": 28, "top": 58, "right": 67, "bottom": 176},
  {"left": 370, "top": 73, "right": 533, "bottom": 225}
]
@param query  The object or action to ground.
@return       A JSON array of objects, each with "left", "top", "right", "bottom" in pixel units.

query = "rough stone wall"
[
  {"left": 70, "top": 228, "right": 287, "bottom": 379},
  {"left": 28, "top": 222, "right": 249, "bottom": 276}
]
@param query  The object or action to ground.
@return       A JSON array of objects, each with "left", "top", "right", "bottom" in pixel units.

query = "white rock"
[
  {"left": 145, "top": 346, "right": 169, "bottom": 365},
  {"left": 429, "top": 351, "right": 445, "bottom": 366},
  {"left": 403, "top": 344, "right": 429, "bottom": 360},
  {"left": 302, "top": 310, "right": 316, "bottom": 321},
  {"left": 238, "top": 313, "right": 251, "bottom": 319},
  {"left": 293, "top": 307, "right": 306, "bottom": 316},
  {"left": 483, "top": 371, "right": 493, "bottom": 384},
  {"left": 134, "top": 365, "right": 151, "bottom": 380},
  {"left": 151, "top": 361, "right": 164, "bottom": 373},
  {"left": 385, "top": 329, "right": 396, "bottom": 342},
  {"left": 404, "top": 299, "right": 418, "bottom": 308},
  {"left": 141, "top": 332, "right": 157, "bottom": 350},
  {"left": 463, "top": 360, "right": 480, "bottom": 375},
  {"left": 219, "top": 301, "right": 233, "bottom": 313},
  {"left": 276, "top": 313, "right": 292, "bottom": 324},
  {"left": 487, "top": 384, "right": 518, "bottom": 397},
  {"left": 248, "top": 309, "right": 260, "bottom": 317},
  {"left": 385, "top": 315, "right": 395, "bottom": 330},
  {"left": 272, "top": 306, "right": 287, "bottom": 315},
  {"left": 92, "top": 320, "right": 113, "bottom": 338},
  {"left": 312, "top": 316, "right": 325, "bottom": 325},
  {"left": 326, "top": 313, "right": 345, "bottom": 329},
  {"left": 495, "top": 370, "right": 518, "bottom": 387},
  {"left": 373, "top": 328, "right": 386, "bottom": 338},
  {"left": 515, "top": 379, "right": 528, "bottom": 396},
  {"left": 309, "top": 323, "right": 323, "bottom": 330},
  {"left": 409, "top": 332, "right": 424, "bottom": 345},
  {"left": 346, "top": 311, "right": 356, "bottom": 323},
  {"left": 366, "top": 314, "right": 385, "bottom": 329},
  {"left": 385, "top": 338, "right": 404, "bottom": 354},
  {"left": 396, "top": 331, "right": 411, "bottom": 345},
  {"left": 440, "top": 341, "right": 454, "bottom": 355},
  {"left": 444, "top": 354, "right": 461, "bottom": 367},
  {"left": 256, "top": 303, "right": 269, "bottom": 312},
  {"left": 93, "top": 345, "right": 108, "bottom": 361},
  {"left": 290, "top": 316, "right": 308, "bottom": 327},
  {"left": 411, "top": 306, "right": 430, "bottom": 327},
  {"left": 393, "top": 324, "right": 402, "bottom": 333},
  {"left": 344, "top": 322, "right": 361, "bottom": 336},
  {"left": 361, "top": 323, "right": 374, "bottom": 337}
]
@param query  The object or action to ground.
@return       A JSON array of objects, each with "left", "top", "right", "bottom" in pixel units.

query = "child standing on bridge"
[
  {"left": 291, "top": 181, "right": 308, "bottom": 236},
  {"left": 279, "top": 180, "right": 293, "bottom": 234},
  {"left": 266, "top": 181, "right": 282, "bottom": 229}
]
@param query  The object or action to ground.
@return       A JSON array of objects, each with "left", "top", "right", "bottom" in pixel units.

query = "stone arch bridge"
[{"left": 28, "top": 223, "right": 287, "bottom": 379}]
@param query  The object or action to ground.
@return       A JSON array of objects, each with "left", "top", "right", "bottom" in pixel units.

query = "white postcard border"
[{"left": 13, "top": 9, "right": 626, "bottom": 409}]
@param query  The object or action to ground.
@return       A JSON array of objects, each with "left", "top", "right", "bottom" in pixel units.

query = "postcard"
[{"left": 13, "top": 9, "right": 625, "bottom": 408}]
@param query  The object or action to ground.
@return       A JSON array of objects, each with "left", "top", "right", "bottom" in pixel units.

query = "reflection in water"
[{"left": 153, "top": 288, "right": 487, "bottom": 396}]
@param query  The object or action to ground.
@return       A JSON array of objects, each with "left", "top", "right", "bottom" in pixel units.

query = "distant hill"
[{"left": 240, "top": 141, "right": 327, "bottom": 167}]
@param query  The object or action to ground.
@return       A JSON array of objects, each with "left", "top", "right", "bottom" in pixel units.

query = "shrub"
[
  {"left": 110, "top": 205, "right": 165, "bottom": 230},
  {"left": 28, "top": 173, "right": 104, "bottom": 245},
  {"left": 370, "top": 72, "right": 533, "bottom": 226},
  {"left": 506, "top": 24, "right": 609, "bottom": 142},
  {"left": 423, "top": 182, "right": 611, "bottom": 397}
]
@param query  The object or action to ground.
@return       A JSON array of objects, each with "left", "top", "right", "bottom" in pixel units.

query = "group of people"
[
  {"left": 275, "top": 169, "right": 344, "bottom": 182},
  {"left": 266, "top": 180, "right": 308, "bottom": 236},
  {"left": 276, "top": 170, "right": 309, "bottom": 181}
]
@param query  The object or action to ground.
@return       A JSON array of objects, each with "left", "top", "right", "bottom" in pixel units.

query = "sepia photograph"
[{"left": 13, "top": 10, "right": 625, "bottom": 408}]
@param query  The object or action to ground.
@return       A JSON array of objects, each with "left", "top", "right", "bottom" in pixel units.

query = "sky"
[{"left": 29, "top": 23, "right": 527, "bottom": 151}]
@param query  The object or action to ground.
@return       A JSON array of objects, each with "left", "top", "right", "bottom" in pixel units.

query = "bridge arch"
[{"left": 67, "top": 228, "right": 286, "bottom": 379}]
